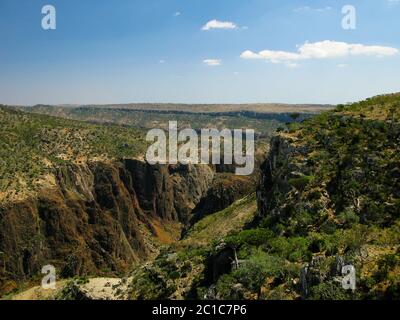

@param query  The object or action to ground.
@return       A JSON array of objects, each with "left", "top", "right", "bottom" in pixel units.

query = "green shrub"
[
  {"left": 288, "top": 176, "right": 315, "bottom": 191},
  {"left": 233, "top": 251, "right": 280, "bottom": 298},
  {"left": 374, "top": 253, "right": 400, "bottom": 282},
  {"left": 215, "top": 274, "right": 245, "bottom": 300},
  {"left": 130, "top": 268, "right": 176, "bottom": 300},
  {"left": 338, "top": 209, "right": 360, "bottom": 227},
  {"left": 308, "top": 281, "right": 349, "bottom": 300},
  {"left": 225, "top": 228, "right": 274, "bottom": 247},
  {"left": 268, "top": 237, "right": 311, "bottom": 262},
  {"left": 56, "top": 280, "right": 90, "bottom": 300}
]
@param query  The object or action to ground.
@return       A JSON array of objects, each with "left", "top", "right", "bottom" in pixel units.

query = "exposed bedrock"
[{"left": 0, "top": 159, "right": 215, "bottom": 288}]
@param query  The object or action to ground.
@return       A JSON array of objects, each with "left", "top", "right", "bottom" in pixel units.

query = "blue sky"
[{"left": 0, "top": 0, "right": 399, "bottom": 105}]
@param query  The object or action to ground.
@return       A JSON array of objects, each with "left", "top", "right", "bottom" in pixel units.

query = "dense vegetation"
[
  {"left": 128, "top": 195, "right": 258, "bottom": 300},
  {"left": 207, "top": 93, "right": 400, "bottom": 300}
]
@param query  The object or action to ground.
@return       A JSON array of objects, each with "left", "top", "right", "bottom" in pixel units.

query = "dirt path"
[
  {"left": 11, "top": 277, "right": 132, "bottom": 300},
  {"left": 12, "top": 280, "right": 67, "bottom": 300}
]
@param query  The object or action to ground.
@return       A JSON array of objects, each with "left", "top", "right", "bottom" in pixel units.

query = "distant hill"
[
  {"left": 20, "top": 102, "right": 331, "bottom": 138},
  {"left": 72, "top": 103, "right": 333, "bottom": 114},
  {"left": 28, "top": 102, "right": 332, "bottom": 115}
]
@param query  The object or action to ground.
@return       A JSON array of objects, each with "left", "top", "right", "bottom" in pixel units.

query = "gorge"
[{"left": 1, "top": 95, "right": 399, "bottom": 300}]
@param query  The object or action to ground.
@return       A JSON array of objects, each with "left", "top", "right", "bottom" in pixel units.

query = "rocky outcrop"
[
  {"left": 300, "top": 255, "right": 355, "bottom": 299},
  {"left": 257, "top": 135, "right": 302, "bottom": 219},
  {"left": 0, "top": 159, "right": 214, "bottom": 292},
  {"left": 191, "top": 153, "right": 265, "bottom": 225},
  {"left": 192, "top": 174, "right": 255, "bottom": 222},
  {"left": 123, "top": 160, "right": 214, "bottom": 223}
]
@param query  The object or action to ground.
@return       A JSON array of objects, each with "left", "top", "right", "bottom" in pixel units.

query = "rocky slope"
[{"left": 0, "top": 159, "right": 216, "bottom": 293}]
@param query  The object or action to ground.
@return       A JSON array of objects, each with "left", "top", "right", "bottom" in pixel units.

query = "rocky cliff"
[{"left": 0, "top": 159, "right": 215, "bottom": 293}]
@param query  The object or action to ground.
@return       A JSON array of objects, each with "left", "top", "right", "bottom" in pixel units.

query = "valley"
[
  {"left": 0, "top": 103, "right": 281, "bottom": 298},
  {"left": 1, "top": 95, "right": 399, "bottom": 300}
]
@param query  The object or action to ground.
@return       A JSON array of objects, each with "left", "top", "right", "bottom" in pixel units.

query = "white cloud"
[
  {"left": 285, "top": 62, "right": 299, "bottom": 68},
  {"left": 174, "top": 12, "right": 181, "bottom": 17},
  {"left": 294, "top": 6, "right": 332, "bottom": 12},
  {"left": 202, "top": 20, "right": 237, "bottom": 31},
  {"left": 203, "top": 59, "right": 221, "bottom": 66},
  {"left": 388, "top": 0, "right": 400, "bottom": 6},
  {"left": 240, "top": 40, "right": 399, "bottom": 64}
]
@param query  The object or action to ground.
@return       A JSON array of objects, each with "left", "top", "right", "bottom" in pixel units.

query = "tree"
[
  {"left": 233, "top": 250, "right": 280, "bottom": 299},
  {"left": 290, "top": 113, "right": 301, "bottom": 122}
]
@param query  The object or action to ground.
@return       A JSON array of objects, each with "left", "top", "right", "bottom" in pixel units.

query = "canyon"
[
  {"left": 1, "top": 94, "right": 399, "bottom": 300},
  {"left": 0, "top": 157, "right": 256, "bottom": 295}
]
